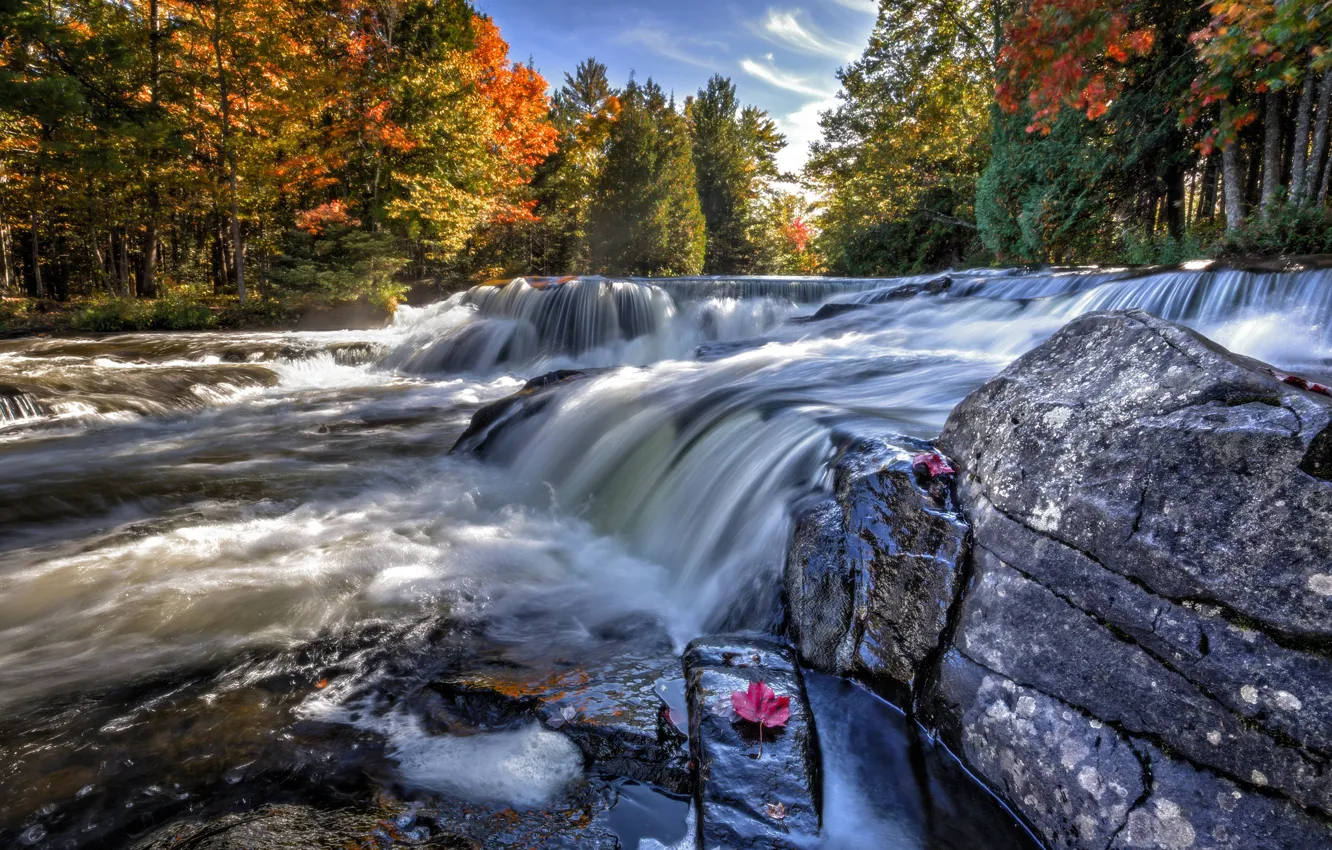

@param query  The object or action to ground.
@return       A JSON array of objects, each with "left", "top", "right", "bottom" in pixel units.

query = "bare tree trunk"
[
  {"left": 139, "top": 0, "right": 161, "bottom": 298},
  {"left": 1166, "top": 164, "right": 1186, "bottom": 239},
  {"left": 91, "top": 229, "right": 112, "bottom": 294},
  {"left": 119, "top": 230, "right": 131, "bottom": 297},
  {"left": 1306, "top": 70, "right": 1332, "bottom": 205},
  {"left": 213, "top": 0, "right": 245, "bottom": 303},
  {"left": 228, "top": 165, "right": 244, "bottom": 303},
  {"left": 1291, "top": 71, "right": 1316, "bottom": 203},
  {"left": 1260, "top": 91, "right": 1283, "bottom": 217},
  {"left": 1198, "top": 156, "right": 1219, "bottom": 221},
  {"left": 1321, "top": 150, "right": 1332, "bottom": 207},
  {"left": 27, "top": 211, "right": 43, "bottom": 298},
  {"left": 212, "top": 224, "right": 224, "bottom": 295},
  {"left": 1223, "top": 139, "right": 1244, "bottom": 232},
  {"left": 0, "top": 225, "right": 11, "bottom": 294}
]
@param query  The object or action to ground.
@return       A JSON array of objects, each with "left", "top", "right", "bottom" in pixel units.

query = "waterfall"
[
  {"left": 0, "top": 392, "right": 45, "bottom": 427},
  {"left": 5, "top": 262, "right": 1332, "bottom": 849},
  {"left": 381, "top": 276, "right": 796, "bottom": 374}
]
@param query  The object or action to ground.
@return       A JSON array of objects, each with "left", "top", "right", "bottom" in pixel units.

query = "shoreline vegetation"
[
  {"left": 3, "top": 0, "right": 1330, "bottom": 334},
  {"left": 5, "top": 253, "right": 1332, "bottom": 338}
]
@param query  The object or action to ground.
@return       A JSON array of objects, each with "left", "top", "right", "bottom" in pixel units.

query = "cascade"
[{"left": 3, "top": 263, "right": 1331, "bottom": 849}]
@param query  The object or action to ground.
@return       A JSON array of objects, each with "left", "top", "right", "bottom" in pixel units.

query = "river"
[{"left": 1, "top": 263, "right": 1329, "bottom": 848}]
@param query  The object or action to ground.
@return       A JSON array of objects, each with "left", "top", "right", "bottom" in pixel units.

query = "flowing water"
[{"left": 2, "top": 265, "right": 1331, "bottom": 848}]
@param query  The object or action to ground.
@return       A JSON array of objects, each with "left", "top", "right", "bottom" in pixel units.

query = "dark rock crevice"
[
  {"left": 971, "top": 525, "right": 1332, "bottom": 766},
  {"left": 968, "top": 482, "right": 1332, "bottom": 658},
  {"left": 1302, "top": 424, "right": 1332, "bottom": 480},
  {"left": 1105, "top": 742, "right": 1154, "bottom": 850}
]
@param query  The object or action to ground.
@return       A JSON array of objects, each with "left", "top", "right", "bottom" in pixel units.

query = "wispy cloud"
[
  {"left": 618, "top": 26, "right": 723, "bottom": 70},
  {"left": 829, "top": 0, "right": 878, "bottom": 13},
  {"left": 757, "top": 9, "right": 859, "bottom": 60},
  {"left": 740, "top": 56, "right": 838, "bottom": 98}
]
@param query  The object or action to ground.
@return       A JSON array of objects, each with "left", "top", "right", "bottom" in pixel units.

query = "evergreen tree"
[
  {"left": 688, "top": 76, "right": 751, "bottom": 273},
  {"left": 687, "top": 79, "right": 786, "bottom": 274},
  {"left": 976, "top": 108, "right": 1119, "bottom": 262},
  {"left": 806, "top": 0, "right": 994, "bottom": 275},
  {"left": 588, "top": 79, "right": 705, "bottom": 276},
  {"left": 528, "top": 58, "right": 618, "bottom": 274}
]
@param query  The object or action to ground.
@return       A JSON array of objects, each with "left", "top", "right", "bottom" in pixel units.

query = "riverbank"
[
  {"left": 7, "top": 257, "right": 1331, "bottom": 340},
  {"left": 0, "top": 286, "right": 456, "bottom": 338}
]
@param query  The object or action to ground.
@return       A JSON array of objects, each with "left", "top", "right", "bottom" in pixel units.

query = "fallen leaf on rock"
[
  {"left": 912, "top": 452, "right": 955, "bottom": 477},
  {"left": 1270, "top": 369, "right": 1332, "bottom": 397},
  {"left": 731, "top": 681, "right": 790, "bottom": 757}
]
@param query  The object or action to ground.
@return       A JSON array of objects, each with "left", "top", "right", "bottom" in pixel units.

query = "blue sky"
[{"left": 474, "top": 0, "right": 879, "bottom": 173}]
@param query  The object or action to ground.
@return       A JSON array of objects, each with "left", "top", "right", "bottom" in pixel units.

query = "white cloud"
[
  {"left": 740, "top": 57, "right": 837, "bottom": 98},
  {"left": 618, "top": 26, "right": 721, "bottom": 70},
  {"left": 774, "top": 95, "right": 837, "bottom": 175},
  {"left": 758, "top": 9, "right": 859, "bottom": 60}
]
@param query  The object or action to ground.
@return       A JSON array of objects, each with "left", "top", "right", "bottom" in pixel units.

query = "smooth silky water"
[{"left": 2, "top": 268, "right": 1330, "bottom": 848}]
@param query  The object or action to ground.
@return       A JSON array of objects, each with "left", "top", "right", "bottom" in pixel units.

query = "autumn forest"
[{"left": 1, "top": 0, "right": 1330, "bottom": 328}]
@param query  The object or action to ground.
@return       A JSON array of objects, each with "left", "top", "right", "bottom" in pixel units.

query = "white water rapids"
[
  {"left": 1, "top": 264, "right": 1330, "bottom": 847},
  {"left": 2, "top": 266, "right": 1330, "bottom": 709}
]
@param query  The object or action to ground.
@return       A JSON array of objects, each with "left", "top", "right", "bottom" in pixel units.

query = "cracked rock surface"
[{"left": 932, "top": 310, "right": 1332, "bottom": 848}]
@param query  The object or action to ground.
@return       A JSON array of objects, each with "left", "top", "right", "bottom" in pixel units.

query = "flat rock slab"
[{"left": 684, "top": 635, "right": 820, "bottom": 849}]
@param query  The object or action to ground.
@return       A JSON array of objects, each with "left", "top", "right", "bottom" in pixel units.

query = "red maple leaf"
[
  {"left": 731, "top": 680, "right": 790, "bottom": 757},
  {"left": 912, "top": 452, "right": 956, "bottom": 477},
  {"left": 1270, "top": 369, "right": 1332, "bottom": 398}
]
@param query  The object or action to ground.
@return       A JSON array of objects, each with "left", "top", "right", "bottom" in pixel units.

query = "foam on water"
[{"left": 385, "top": 718, "right": 583, "bottom": 807}]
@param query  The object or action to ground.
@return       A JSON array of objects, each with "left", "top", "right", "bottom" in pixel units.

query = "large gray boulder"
[{"left": 931, "top": 310, "right": 1332, "bottom": 848}]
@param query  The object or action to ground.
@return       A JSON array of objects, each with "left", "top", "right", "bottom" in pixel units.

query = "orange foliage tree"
[{"left": 995, "top": 0, "right": 1156, "bottom": 132}]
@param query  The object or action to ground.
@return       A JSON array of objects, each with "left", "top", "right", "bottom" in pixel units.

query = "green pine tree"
[{"left": 588, "top": 79, "right": 705, "bottom": 276}]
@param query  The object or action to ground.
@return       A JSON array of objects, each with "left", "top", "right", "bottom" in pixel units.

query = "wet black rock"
[
  {"left": 450, "top": 369, "right": 603, "bottom": 455},
  {"left": 785, "top": 436, "right": 967, "bottom": 702},
  {"left": 430, "top": 638, "right": 690, "bottom": 793},
  {"left": 328, "top": 341, "right": 389, "bottom": 367},
  {"left": 129, "top": 804, "right": 480, "bottom": 849},
  {"left": 859, "top": 274, "right": 952, "bottom": 303},
  {"left": 786, "top": 301, "right": 869, "bottom": 324},
  {"left": 684, "top": 634, "right": 820, "bottom": 849},
  {"left": 930, "top": 310, "right": 1332, "bottom": 847},
  {"left": 692, "top": 338, "right": 767, "bottom": 361}
]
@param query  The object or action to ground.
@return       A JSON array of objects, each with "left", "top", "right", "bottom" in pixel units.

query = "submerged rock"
[
  {"left": 859, "top": 274, "right": 952, "bottom": 303},
  {"left": 684, "top": 635, "right": 820, "bottom": 849},
  {"left": 786, "top": 301, "right": 869, "bottom": 324},
  {"left": 449, "top": 368, "right": 602, "bottom": 455},
  {"left": 785, "top": 436, "right": 967, "bottom": 703},
  {"left": 928, "top": 310, "right": 1332, "bottom": 847}
]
